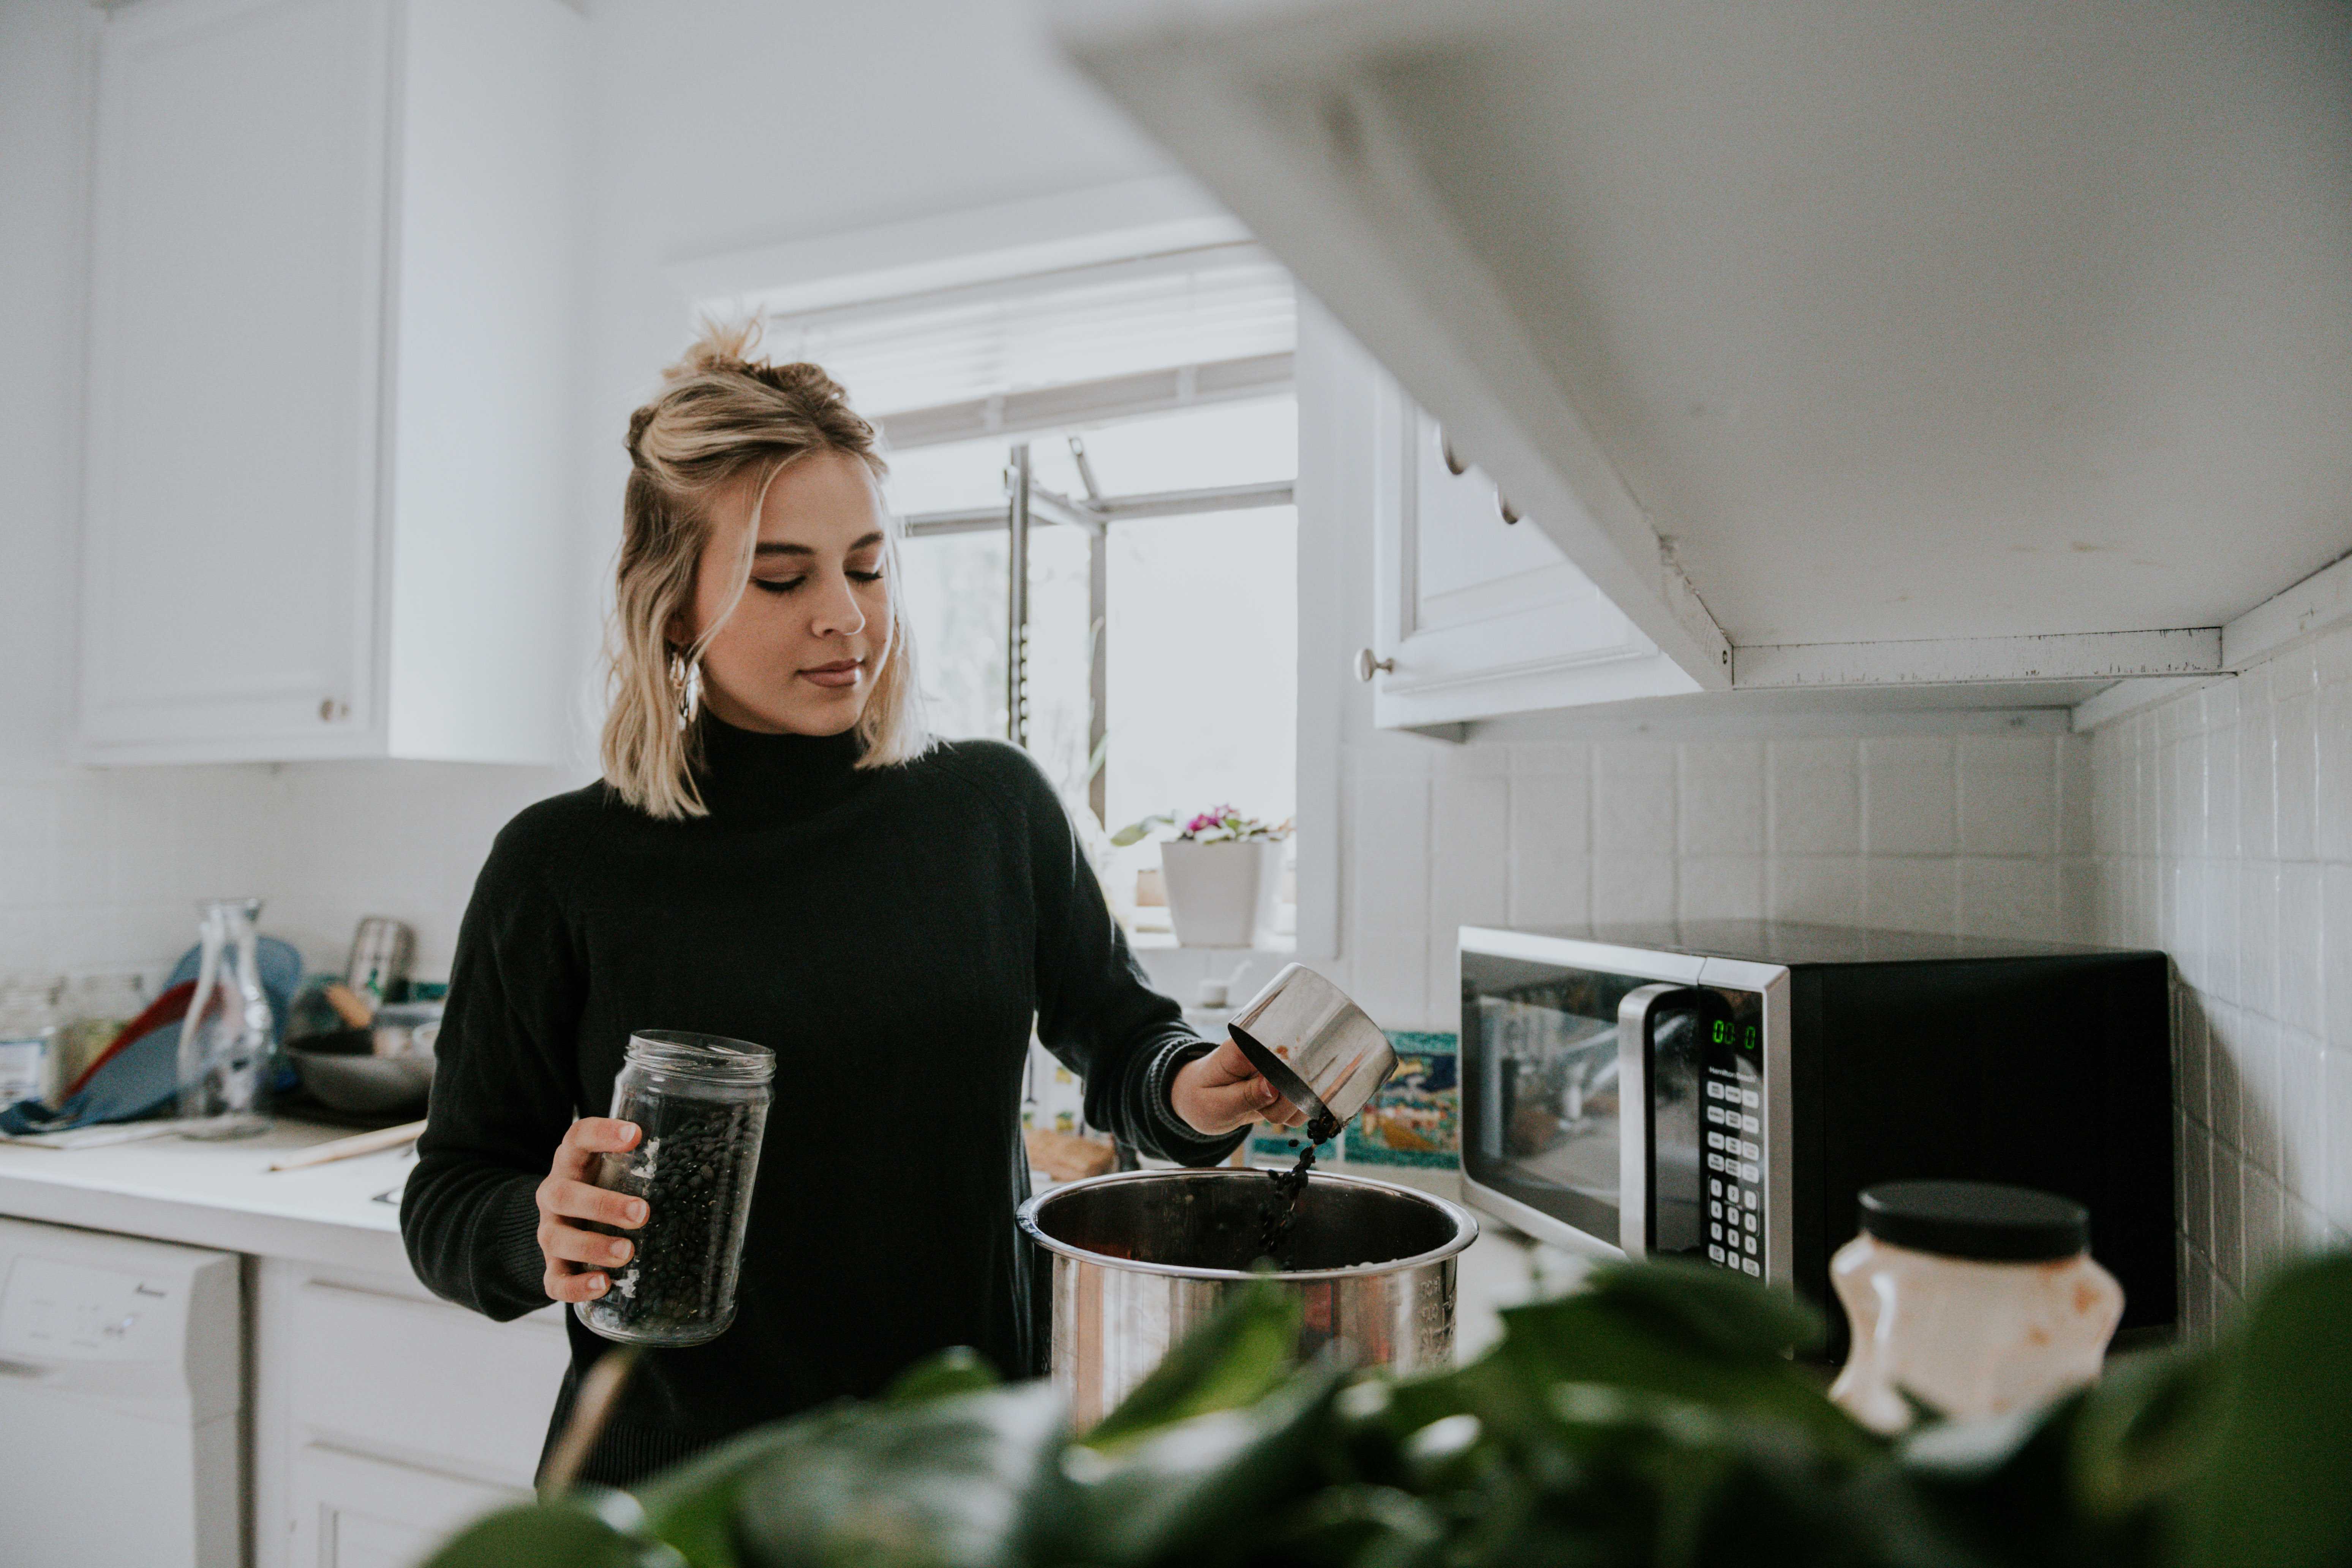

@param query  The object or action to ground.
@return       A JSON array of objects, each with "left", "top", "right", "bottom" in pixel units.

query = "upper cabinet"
[
  {"left": 80, "top": 0, "right": 583, "bottom": 764},
  {"left": 1365, "top": 373, "right": 1696, "bottom": 729},
  {"left": 1056, "top": 0, "right": 2352, "bottom": 727}
]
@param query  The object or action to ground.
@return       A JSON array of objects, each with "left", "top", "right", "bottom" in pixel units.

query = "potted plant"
[{"left": 1111, "top": 806, "right": 1291, "bottom": 948}]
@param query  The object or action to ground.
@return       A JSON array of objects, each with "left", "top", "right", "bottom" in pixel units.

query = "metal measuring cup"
[{"left": 1225, "top": 964, "right": 1398, "bottom": 1133}]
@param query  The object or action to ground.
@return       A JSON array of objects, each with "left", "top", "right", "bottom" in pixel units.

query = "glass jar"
[
  {"left": 59, "top": 972, "right": 148, "bottom": 1090},
  {"left": 1829, "top": 1180, "right": 2124, "bottom": 1434},
  {"left": 574, "top": 1031, "right": 775, "bottom": 1348},
  {"left": 0, "top": 976, "right": 66, "bottom": 1111}
]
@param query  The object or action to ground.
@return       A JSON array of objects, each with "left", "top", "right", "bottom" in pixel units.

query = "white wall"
[
  {"left": 0, "top": 0, "right": 1170, "bottom": 987},
  {"left": 2090, "top": 624, "right": 2352, "bottom": 1342}
]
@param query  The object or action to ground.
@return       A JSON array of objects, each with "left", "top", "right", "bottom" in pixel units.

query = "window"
[{"left": 766, "top": 245, "right": 1299, "bottom": 943}]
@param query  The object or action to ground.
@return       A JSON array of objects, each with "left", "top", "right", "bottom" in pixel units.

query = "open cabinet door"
[{"left": 1364, "top": 364, "right": 1701, "bottom": 731}]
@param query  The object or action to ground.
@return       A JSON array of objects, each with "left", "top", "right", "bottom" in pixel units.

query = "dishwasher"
[{"left": 0, "top": 1216, "right": 243, "bottom": 1568}]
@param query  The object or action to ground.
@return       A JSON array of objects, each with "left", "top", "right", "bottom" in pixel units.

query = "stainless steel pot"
[{"left": 1018, "top": 1168, "right": 1478, "bottom": 1428}]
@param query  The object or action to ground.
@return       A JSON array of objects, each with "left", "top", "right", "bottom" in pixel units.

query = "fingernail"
[
  {"left": 586, "top": 1274, "right": 607, "bottom": 1293},
  {"left": 626, "top": 1201, "right": 647, "bottom": 1224},
  {"left": 610, "top": 1243, "right": 632, "bottom": 1264}
]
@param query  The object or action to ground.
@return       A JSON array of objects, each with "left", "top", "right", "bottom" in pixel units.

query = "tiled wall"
[
  {"left": 1331, "top": 731, "right": 2096, "bottom": 1033},
  {"left": 2089, "top": 622, "right": 2352, "bottom": 1343},
  {"left": 0, "top": 760, "right": 577, "bottom": 994}
]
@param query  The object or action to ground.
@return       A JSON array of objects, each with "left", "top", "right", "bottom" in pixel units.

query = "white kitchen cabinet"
[
  {"left": 289, "top": 1444, "right": 526, "bottom": 1568},
  {"left": 79, "top": 0, "right": 583, "bottom": 765},
  {"left": 252, "top": 1260, "right": 571, "bottom": 1568},
  {"left": 1364, "top": 368, "right": 1698, "bottom": 730},
  {"left": 1057, "top": 0, "right": 2352, "bottom": 729}
]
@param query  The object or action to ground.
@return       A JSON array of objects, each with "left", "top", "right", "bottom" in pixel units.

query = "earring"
[{"left": 668, "top": 647, "right": 700, "bottom": 726}]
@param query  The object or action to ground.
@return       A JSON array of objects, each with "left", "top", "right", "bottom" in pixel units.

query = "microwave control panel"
[{"left": 1653, "top": 986, "right": 1766, "bottom": 1277}]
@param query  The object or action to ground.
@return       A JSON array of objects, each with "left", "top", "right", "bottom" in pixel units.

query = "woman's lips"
[{"left": 798, "top": 659, "right": 863, "bottom": 689}]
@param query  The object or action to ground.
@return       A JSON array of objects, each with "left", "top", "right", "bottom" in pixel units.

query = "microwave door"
[{"left": 1616, "top": 984, "right": 1709, "bottom": 1260}]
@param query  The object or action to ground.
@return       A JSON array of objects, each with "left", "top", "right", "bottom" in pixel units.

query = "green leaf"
[
  {"left": 1081, "top": 1276, "right": 1302, "bottom": 1453},
  {"left": 2179, "top": 1251, "right": 2352, "bottom": 1568},
  {"left": 1110, "top": 812, "right": 1173, "bottom": 847},
  {"left": 887, "top": 1347, "right": 1002, "bottom": 1405},
  {"left": 1061, "top": 1352, "right": 1353, "bottom": 1568},
  {"left": 729, "top": 1380, "right": 1070, "bottom": 1568},
  {"left": 1385, "top": 1260, "right": 1875, "bottom": 1464},
  {"left": 419, "top": 1494, "right": 680, "bottom": 1568}
]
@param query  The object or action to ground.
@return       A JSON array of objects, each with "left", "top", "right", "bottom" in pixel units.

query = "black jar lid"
[{"left": 1858, "top": 1180, "right": 2090, "bottom": 1262}]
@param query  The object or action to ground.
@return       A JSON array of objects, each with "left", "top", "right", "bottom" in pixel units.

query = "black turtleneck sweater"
[{"left": 398, "top": 721, "right": 1243, "bottom": 1487}]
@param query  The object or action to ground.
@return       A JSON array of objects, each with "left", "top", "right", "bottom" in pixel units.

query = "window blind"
[{"left": 762, "top": 242, "right": 1295, "bottom": 423}]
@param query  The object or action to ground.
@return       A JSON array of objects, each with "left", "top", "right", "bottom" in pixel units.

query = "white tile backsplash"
[{"left": 2090, "top": 617, "right": 2352, "bottom": 1342}]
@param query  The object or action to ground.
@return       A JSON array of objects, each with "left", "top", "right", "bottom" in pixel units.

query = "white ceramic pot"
[{"left": 1158, "top": 839, "right": 1285, "bottom": 948}]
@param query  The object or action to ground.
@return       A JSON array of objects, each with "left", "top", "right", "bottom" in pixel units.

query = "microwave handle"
[{"left": 1615, "top": 983, "right": 1696, "bottom": 1260}]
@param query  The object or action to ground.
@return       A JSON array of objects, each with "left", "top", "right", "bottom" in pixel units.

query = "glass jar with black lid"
[{"left": 574, "top": 1031, "right": 775, "bottom": 1348}]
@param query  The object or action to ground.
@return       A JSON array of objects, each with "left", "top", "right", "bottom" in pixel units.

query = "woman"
[{"left": 400, "top": 323, "right": 1302, "bottom": 1488}]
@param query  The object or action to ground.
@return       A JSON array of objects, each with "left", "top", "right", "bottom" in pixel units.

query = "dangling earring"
[{"left": 668, "top": 646, "right": 701, "bottom": 726}]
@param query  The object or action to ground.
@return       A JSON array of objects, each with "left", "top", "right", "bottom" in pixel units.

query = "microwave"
[{"left": 1458, "top": 921, "right": 2175, "bottom": 1343}]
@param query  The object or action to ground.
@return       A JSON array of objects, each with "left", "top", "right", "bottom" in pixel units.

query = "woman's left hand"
[{"left": 1171, "top": 1036, "right": 1303, "bottom": 1135}]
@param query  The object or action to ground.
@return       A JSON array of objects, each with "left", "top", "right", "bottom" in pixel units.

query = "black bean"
[
  {"left": 575, "top": 1096, "right": 760, "bottom": 1340},
  {"left": 1255, "top": 1111, "right": 1342, "bottom": 1267}
]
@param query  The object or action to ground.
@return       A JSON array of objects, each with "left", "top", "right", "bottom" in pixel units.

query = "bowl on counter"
[{"left": 286, "top": 1002, "right": 439, "bottom": 1116}]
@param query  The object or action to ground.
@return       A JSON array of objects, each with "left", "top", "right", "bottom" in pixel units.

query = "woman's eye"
[
  {"left": 848, "top": 570, "right": 885, "bottom": 584},
  {"left": 751, "top": 577, "right": 804, "bottom": 595}
]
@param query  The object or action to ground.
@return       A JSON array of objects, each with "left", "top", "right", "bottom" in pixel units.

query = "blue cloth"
[{"left": 0, "top": 937, "right": 303, "bottom": 1135}]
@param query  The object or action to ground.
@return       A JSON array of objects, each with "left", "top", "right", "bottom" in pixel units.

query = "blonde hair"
[{"left": 602, "top": 319, "right": 928, "bottom": 819}]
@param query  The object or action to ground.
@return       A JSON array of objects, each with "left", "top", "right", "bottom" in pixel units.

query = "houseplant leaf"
[
  {"left": 729, "top": 1380, "right": 1071, "bottom": 1568},
  {"left": 1060, "top": 1351, "right": 1353, "bottom": 1568},
  {"left": 1081, "top": 1275, "right": 1302, "bottom": 1452},
  {"left": 420, "top": 1492, "right": 681, "bottom": 1568},
  {"left": 2176, "top": 1252, "right": 2352, "bottom": 1568}
]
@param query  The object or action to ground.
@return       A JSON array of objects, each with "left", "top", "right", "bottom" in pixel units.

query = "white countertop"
[{"left": 0, "top": 1118, "right": 416, "bottom": 1272}]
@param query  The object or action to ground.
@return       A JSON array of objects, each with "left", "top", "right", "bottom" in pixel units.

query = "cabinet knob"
[
  {"left": 318, "top": 698, "right": 348, "bottom": 722},
  {"left": 1497, "top": 495, "right": 1522, "bottom": 525},
  {"left": 1355, "top": 648, "right": 1396, "bottom": 683}
]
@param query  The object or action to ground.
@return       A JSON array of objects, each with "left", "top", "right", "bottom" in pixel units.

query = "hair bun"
[{"left": 665, "top": 317, "right": 765, "bottom": 383}]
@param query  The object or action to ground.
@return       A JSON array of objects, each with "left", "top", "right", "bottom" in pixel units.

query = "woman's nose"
[{"left": 809, "top": 572, "right": 866, "bottom": 639}]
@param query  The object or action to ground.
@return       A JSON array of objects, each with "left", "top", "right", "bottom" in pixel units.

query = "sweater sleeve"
[
  {"left": 398, "top": 804, "right": 591, "bottom": 1322},
  {"left": 1010, "top": 753, "right": 1248, "bottom": 1166}
]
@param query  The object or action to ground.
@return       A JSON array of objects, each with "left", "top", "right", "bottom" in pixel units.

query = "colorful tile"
[
  {"left": 1249, "top": 1031, "right": 1462, "bottom": 1167},
  {"left": 1347, "top": 1032, "right": 1459, "bottom": 1167}
]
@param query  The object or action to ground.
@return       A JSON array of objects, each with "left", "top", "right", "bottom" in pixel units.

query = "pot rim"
[{"left": 1016, "top": 1166, "right": 1479, "bottom": 1282}]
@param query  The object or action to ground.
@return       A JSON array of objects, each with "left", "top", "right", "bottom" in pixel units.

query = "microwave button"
[
  {"left": 1744, "top": 1189, "right": 1759, "bottom": 1208},
  {"left": 1710, "top": 1178, "right": 1723, "bottom": 1196},
  {"left": 1744, "top": 1211, "right": 1758, "bottom": 1231},
  {"left": 1742, "top": 1162, "right": 1760, "bottom": 1181},
  {"left": 1706, "top": 1132, "right": 1722, "bottom": 1150},
  {"left": 1740, "top": 1139, "right": 1760, "bottom": 1159},
  {"left": 1709, "top": 1245, "right": 1725, "bottom": 1264},
  {"left": 1707, "top": 1154, "right": 1724, "bottom": 1172},
  {"left": 1743, "top": 1257, "right": 1760, "bottom": 1276},
  {"left": 1709, "top": 1200, "right": 1723, "bottom": 1219},
  {"left": 1742, "top": 1114, "right": 1760, "bottom": 1134},
  {"left": 1742, "top": 1089, "right": 1759, "bottom": 1108},
  {"left": 1710, "top": 1223, "right": 1723, "bottom": 1241}
]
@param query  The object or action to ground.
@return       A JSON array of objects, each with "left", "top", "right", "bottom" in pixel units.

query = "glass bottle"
[
  {"left": 177, "top": 897, "right": 274, "bottom": 1139},
  {"left": 574, "top": 1031, "right": 775, "bottom": 1348},
  {"left": 1829, "top": 1179, "right": 2124, "bottom": 1434}
]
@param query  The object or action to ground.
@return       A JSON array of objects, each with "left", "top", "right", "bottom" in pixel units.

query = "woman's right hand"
[{"left": 536, "top": 1117, "right": 648, "bottom": 1304}]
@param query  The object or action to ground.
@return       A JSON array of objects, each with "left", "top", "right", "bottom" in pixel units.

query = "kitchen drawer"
[{"left": 286, "top": 1273, "right": 569, "bottom": 1487}]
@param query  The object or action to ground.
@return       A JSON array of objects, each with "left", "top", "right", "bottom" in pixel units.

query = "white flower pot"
[{"left": 1158, "top": 839, "right": 1285, "bottom": 948}]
